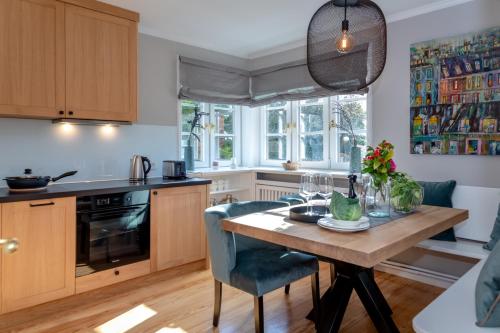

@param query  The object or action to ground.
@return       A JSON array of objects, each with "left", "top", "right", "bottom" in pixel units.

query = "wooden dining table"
[{"left": 223, "top": 204, "right": 468, "bottom": 333}]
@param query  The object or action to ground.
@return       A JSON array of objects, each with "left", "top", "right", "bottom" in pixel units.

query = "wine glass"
[
  {"left": 300, "top": 174, "right": 316, "bottom": 215},
  {"left": 318, "top": 174, "right": 335, "bottom": 210}
]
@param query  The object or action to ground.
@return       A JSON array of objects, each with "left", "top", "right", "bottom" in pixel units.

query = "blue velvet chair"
[{"left": 205, "top": 201, "right": 320, "bottom": 333}]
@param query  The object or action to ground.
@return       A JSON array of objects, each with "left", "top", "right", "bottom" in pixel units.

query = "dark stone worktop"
[{"left": 0, "top": 177, "right": 211, "bottom": 203}]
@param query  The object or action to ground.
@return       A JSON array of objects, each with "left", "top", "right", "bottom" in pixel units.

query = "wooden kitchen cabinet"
[
  {"left": 1, "top": 197, "right": 76, "bottom": 313},
  {"left": 0, "top": 0, "right": 138, "bottom": 122},
  {"left": 0, "top": 0, "right": 65, "bottom": 119},
  {"left": 65, "top": 4, "right": 137, "bottom": 122},
  {"left": 151, "top": 185, "right": 209, "bottom": 272}
]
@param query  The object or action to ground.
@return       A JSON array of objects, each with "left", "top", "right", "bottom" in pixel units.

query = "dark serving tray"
[{"left": 290, "top": 205, "right": 330, "bottom": 223}]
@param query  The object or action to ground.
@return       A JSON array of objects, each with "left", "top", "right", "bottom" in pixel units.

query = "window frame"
[
  {"left": 259, "top": 94, "right": 369, "bottom": 170},
  {"left": 330, "top": 95, "right": 368, "bottom": 170},
  {"left": 179, "top": 101, "right": 242, "bottom": 169},
  {"left": 209, "top": 104, "right": 241, "bottom": 167},
  {"left": 260, "top": 101, "right": 293, "bottom": 166},
  {"left": 179, "top": 101, "right": 210, "bottom": 168},
  {"left": 295, "top": 98, "right": 330, "bottom": 169}
]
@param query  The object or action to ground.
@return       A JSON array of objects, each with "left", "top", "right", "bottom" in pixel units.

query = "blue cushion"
[
  {"left": 484, "top": 204, "right": 500, "bottom": 251},
  {"left": 418, "top": 180, "right": 457, "bottom": 241},
  {"left": 230, "top": 249, "right": 319, "bottom": 297},
  {"left": 476, "top": 241, "right": 500, "bottom": 327}
]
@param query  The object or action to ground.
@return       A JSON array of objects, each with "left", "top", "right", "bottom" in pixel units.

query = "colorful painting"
[{"left": 410, "top": 27, "right": 500, "bottom": 155}]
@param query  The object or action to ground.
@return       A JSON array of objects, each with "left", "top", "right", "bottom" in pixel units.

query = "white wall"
[{"left": 371, "top": 0, "right": 500, "bottom": 188}]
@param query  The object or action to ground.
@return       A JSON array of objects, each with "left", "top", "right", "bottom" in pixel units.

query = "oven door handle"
[
  {"left": 86, "top": 206, "right": 148, "bottom": 219},
  {"left": 78, "top": 205, "right": 146, "bottom": 214}
]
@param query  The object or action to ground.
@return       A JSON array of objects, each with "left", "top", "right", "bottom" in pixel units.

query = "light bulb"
[
  {"left": 61, "top": 122, "right": 74, "bottom": 133},
  {"left": 336, "top": 30, "right": 354, "bottom": 54}
]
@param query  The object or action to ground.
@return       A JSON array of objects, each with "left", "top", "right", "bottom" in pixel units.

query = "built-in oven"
[{"left": 76, "top": 190, "right": 150, "bottom": 277}]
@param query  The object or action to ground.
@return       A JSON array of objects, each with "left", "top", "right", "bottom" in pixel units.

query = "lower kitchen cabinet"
[
  {"left": 1, "top": 197, "right": 76, "bottom": 313},
  {"left": 151, "top": 185, "right": 209, "bottom": 271},
  {"left": 75, "top": 260, "right": 150, "bottom": 294}
]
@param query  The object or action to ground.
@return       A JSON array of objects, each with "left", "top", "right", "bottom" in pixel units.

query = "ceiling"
[{"left": 101, "top": 0, "right": 472, "bottom": 59}]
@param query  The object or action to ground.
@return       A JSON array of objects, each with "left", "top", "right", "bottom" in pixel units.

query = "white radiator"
[{"left": 255, "top": 184, "right": 299, "bottom": 201}]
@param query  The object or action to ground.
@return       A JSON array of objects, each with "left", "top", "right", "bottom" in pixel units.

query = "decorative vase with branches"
[
  {"left": 329, "top": 102, "right": 363, "bottom": 173},
  {"left": 184, "top": 106, "right": 209, "bottom": 171}
]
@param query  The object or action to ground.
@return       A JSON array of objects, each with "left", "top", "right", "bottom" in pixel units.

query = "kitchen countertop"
[{"left": 0, "top": 177, "right": 211, "bottom": 203}]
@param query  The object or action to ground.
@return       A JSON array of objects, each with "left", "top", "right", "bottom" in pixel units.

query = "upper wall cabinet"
[
  {"left": 65, "top": 4, "right": 137, "bottom": 122},
  {"left": 0, "top": 0, "right": 65, "bottom": 119},
  {"left": 0, "top": 0, "right": 139, "bottom": 122}
]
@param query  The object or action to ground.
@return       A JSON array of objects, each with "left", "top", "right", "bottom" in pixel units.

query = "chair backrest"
[
  {"left": 278, "top": 193, "right": 306, "bottom": 206},
  {"left": 204, "top": 201, "right": 289, "bottom": 284}
]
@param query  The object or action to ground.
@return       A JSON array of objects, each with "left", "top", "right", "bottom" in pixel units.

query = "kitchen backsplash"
[{"left": 0, "top": 118, "right": 178, "bottom": 187}]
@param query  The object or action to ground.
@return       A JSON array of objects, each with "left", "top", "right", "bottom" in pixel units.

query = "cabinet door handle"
[
  {"left": 68, "top": 111, "right": 74, "bottom": 116},
  {"left": 153, "top": 191, "right": 158, "bottom": 195},
  {"left": 30, "top": 202, "right": 55, "bottom": 207},
  {"left": 59, "top": 110, "right": 65, "bottom": 116},
  {"left": 0, "top": 238, "right": 19, "bottom": 254},
  {"left": 114, "top": 270, "right": 120, "bottom": 276}
]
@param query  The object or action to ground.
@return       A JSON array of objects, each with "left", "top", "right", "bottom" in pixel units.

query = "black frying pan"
[{"left": 4, "top": 169, "right": 78, "bottom": 190}]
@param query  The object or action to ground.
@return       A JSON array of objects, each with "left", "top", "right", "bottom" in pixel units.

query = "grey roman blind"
[
  {"left": 178, "top": 56, "right": 251, "bottom": 105},
  {"left": 178, "top": 56, "right": 367, "bottom": 106},
  {"left": 250, "top": 60, "right": 334, "bottom": 106}
]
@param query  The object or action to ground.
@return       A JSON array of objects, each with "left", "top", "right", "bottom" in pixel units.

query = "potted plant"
[
  {"left": 329, "top": 102, "right": 365, "bottom": 174},
  {"left": 390, "top": 172, "right": 424, "bottom": 213},
  {"left": 362, "top": 140, "right": 397, "bottom": 217},
  {"left": 185, "top": 106, "right": 209, "bottom": 171}
]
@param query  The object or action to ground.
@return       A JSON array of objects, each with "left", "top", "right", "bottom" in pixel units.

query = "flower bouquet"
[{"left": 362, "top": 140, "right": 397, "bottom": 217}]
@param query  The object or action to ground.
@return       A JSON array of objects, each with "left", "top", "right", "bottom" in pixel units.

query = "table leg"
[
  {"left": 354, "top": 271, "right": 399, "bottom": 333},
  {"left": 309, "top": 261, "right": 400, "bottom": 333},
  {"left": 318, "top": 275, "right": 353, "bottom": 333}
]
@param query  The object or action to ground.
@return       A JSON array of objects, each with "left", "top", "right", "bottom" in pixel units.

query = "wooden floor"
[{"left": 0, "top": 262, "right": 443, "bottom": 333}]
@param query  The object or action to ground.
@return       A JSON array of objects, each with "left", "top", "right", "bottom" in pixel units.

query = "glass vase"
[
  {"left": 365, "top": 176, "right": 391, "bottom": 218},
  {"left": 349, "top": 146, "right": 362, "bottom": 174},
  {"left": 184, "top": 146, "right": 195, "bottom": 171},
  {"left": 391, "top": 186, "right": 424, "bottom": 214}
]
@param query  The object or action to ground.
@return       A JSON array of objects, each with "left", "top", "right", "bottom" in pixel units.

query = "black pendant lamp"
[{"left": 307, "top": 0, "right": 387, "bottom": 92}]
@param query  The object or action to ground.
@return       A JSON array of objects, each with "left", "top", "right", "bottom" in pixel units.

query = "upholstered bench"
[
  {"left": 412, "top": 259, "right": 490, "bottom": 333},
  {"left": 413, "top": 200, "right": 500, "bottom": 333}
]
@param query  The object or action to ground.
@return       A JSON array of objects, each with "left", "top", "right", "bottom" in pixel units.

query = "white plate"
[
  {"left": 318, "top": 216, "right": 369, "bottom": 228},
  {"left": 317, "top": 216, "right": 370, "bottom": 232}
]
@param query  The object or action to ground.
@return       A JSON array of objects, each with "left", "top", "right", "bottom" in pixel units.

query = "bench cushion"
[
  {"left": 418, "top": 180, "right": 457, "bottom": 241},
  {"left": 413, "top": 260, "right": 488, "bottom": 333},
  {"left": 484, "top": 204, "right": 500, "bottom": 251},
  {"left": 476, "top": 242, "right": 500, "bottom": 327}
]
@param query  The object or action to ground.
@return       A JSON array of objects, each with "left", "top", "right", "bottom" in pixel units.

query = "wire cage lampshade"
[{"left": 307, "top": 0, "right": 387, "bottom": 92}]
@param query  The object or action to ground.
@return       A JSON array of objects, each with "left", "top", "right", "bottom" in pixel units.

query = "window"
[
  {"left": 298, "top": 98, "right": 329, "bottom": 166},
  {"left": 180, "top": 101, "right": 241, "bottom": 168},
  {"left": 260, "top": 94, "right": 368, "bottom": 169},
  {"left": 211, "top": 104, "right": 239, "bottom": 163},
  {"left": 263, "top": 101, "right": 290, "bottom": 161},
  {"left": 181, "top": 101, "right": 208, "bottom": 166},
  {"left": 331, "top": 95, "right": 368, "bottom": 169}
]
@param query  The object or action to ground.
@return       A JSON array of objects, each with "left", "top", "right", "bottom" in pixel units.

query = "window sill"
[
  {"left": 252, "top": 166, "right": 350, "bottom": 177},
  {"left": 188, "top": 166, "right": 350, "bottom": 177}
]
